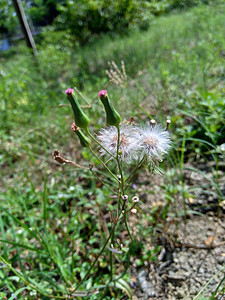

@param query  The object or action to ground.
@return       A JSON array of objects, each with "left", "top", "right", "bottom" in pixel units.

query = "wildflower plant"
[{"left": 55, "top": 88, "right": 172, "bottom": 295}]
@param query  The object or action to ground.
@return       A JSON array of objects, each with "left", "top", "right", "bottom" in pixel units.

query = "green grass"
[{"left": 0, "top": 3, "right": 225, "bottom": 299}]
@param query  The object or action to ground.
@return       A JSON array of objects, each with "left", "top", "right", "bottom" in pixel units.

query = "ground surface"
[
  {"left": 130, "top": 165, "right": 225, "bottom": 299},
  {"left": 132, "top": 216, "right": 225, "bottom": 299}
]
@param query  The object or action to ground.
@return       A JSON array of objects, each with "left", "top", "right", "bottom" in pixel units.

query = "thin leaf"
[
  {"left": 0, "top": 205, "right": 42, "bottom": 245},
  {"left": 0, "top": 239, "right": 42, "bottom": 253},
  {"left": 43, "top": 177, "right": 48, "bottom": 232},
  {"left": 115, "top": 278, "right": 132, "bottom": 298},
  {"left": 0, "top": 212, "right": 8, "bottom": 259},
  {"left": 185, "top": 137, "right": 216, "bottom": 149},
  {"left": 193, "top": 265, "right": 225, "bottom": 300},
  {"left": 8, "top": 287, "right": 30, "bottom": 300}
]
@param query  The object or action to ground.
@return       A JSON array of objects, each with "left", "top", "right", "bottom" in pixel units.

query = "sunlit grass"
[{"left": 0, "top": 3, "right": 225, "bottom": 299}]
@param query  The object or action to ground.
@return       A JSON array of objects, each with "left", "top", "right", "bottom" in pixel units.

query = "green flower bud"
[
  {"left": 71, "top": 123, "right": 91, "bottom": 147},
  {"left": 65, "top": 89, "right": 90, "bottom": 130},
  {"left": 98, "top": 90, "right": 121, "bottom": 127}
]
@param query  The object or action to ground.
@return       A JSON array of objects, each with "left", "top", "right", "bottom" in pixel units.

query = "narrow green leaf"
[
  {"left": 0, "top": 212, "right": 8, "bottom": 259},
  {"left": 0, "top": 205, "right": 42, "bottom": 245},
  {"left": 8, "top": 287, "right": 30, "bottom": 300},
  {"left": 43, "top": 177, "right": 48, "bottom": 232},
  {"left": 0, "top": 239, "right": 42, "bottom": 253},
  {"left": 115, "top": 278, "right": 132, "bottom": 298}
]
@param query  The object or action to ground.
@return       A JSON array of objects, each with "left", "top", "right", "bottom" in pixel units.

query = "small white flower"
[
  {"left": 97, "top": 123, "right": 138, "bottom": 162},
  {"left": 137, "top": 123, "right": 171, "bottom": 161}
]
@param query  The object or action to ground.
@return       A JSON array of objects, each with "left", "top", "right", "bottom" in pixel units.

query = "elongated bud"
[
  {"left": 98, "top": 90, "right": 121, "bottom": 127},
  {"left": 65, "top": 89, "right": 90, "bottom": 130},
  {"left": 71, "top": 123, "right": 91, "bottom": 147}
]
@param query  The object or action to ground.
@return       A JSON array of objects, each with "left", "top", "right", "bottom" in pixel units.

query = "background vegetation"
[
  {"left": 0, "top": 0, "right": 220, "bottom": 42},
  {"left": 0, "top": 1, "right": 225, "bottom": 299}
]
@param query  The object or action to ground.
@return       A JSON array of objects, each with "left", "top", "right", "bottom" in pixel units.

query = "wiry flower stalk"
[{"left": 57, "top": 88, "right": 172, "bottom": 294}]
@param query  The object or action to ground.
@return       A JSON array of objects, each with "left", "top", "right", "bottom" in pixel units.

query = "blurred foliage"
[
  {"left": 55, "top": 0, "right": 153, "bottom": 44},
  {"left": 55, "top": 0, "right": 214, "bottom": 44},
  {"left": 28, "top": 0, "right": 64, "bottom": 26},
  {"left": 0, "top": 0, "right": 220, "bottom": 41},
  {"left": 0, "top": 0, "right": 18, "bottom": 35}
]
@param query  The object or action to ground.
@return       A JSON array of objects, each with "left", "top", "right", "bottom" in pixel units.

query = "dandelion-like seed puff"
[
  {"left": 137, "top": 123, "right": 171, "bottom": 161},
  {"left": 97, "top": 122, "right": 139, "bottom": 162}
]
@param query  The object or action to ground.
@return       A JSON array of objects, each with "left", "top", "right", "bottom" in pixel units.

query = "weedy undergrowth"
[{"left": 49, "top": 88, "right": 172, "bottom": 298}]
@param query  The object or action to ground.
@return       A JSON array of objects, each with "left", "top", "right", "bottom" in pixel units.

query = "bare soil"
[{"left": 130, "top": 164, "right": 225, "bottom": 299}]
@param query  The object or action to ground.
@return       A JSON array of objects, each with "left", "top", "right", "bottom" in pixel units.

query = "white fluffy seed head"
[
  {"left": 97, "top": 121, "right": 171, "bottom": 164},
  {"left": 97, "top": 122, "right": 139, "bottom": 163},
  {"left": 136, "top": 123, "right": 172, "bottom": 161}
]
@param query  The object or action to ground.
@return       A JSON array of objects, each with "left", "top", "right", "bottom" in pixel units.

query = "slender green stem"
[
  {"left": 99, "top": 285, "right": 110, "bottom": 300},
  {"left": 116, "top": 127, "right": 124, "bottom": 191},
  {"left": 89, "top": 147, "right": 119, "bottom": 183},
  {"left": 211, "top": 273, "right": 225, "bottom": 299},
  {"left": 117, "top": 181, "right": 121, "bottom": 219},
  {"left": 87, "top": 129, "right": 116, "bottom": 159},
  {"left": 90, "top": 169, "right": 117, "bottom": 194},
  {"left": 115, "top": 126, "right": 134, "bottom": 241},
  {"left": 124, "top": 210, "right": 134, "bottom": 241},
  {"left": 115, "top": 126, "right": 125, "bottom": 219},
  {"left": 110, "top": 251, "right": 113, "bottom": 281},
  {"left": 77, "top": 125, "right": 134, "bottom": 292},
  {"left": 113, "top": 250, "right": 130, "bottom": 281},
  {"left": 116, "top": 126, "right": 120, "bottom": 158},
  {"left": 74, "top": 196, "right": 127, "bottom": 292},
  {"left": 125, "top": 157, "right": 145, "bottom": 185},
  {"left": 110, "top": 228, "right": 115, "bottom": 282}
]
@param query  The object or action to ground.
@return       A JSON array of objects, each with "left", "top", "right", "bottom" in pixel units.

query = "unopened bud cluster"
[{"left": 65, "top": 88, "right": 171, "bottom": 164}]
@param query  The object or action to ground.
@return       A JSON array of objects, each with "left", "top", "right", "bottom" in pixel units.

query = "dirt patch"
[
  {"left": 131, "top": 215, "right": 225, "bottom": 299},
  {"left": 130, "top": 165, "right": 225, "bottom": 299}
]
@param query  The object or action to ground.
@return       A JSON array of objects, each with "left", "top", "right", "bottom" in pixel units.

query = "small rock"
[
  {"left": 174, "top": 258, "right": 179, "bottom": 263},
  {"left": 179, "top": 256, "right": 187, "bottom": 264},
  {"left": 177, "top": 289, "right": 185, "bottom": 299},
  {"left": 218, "top": 256, "right": 225, "bottom": 264}
]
